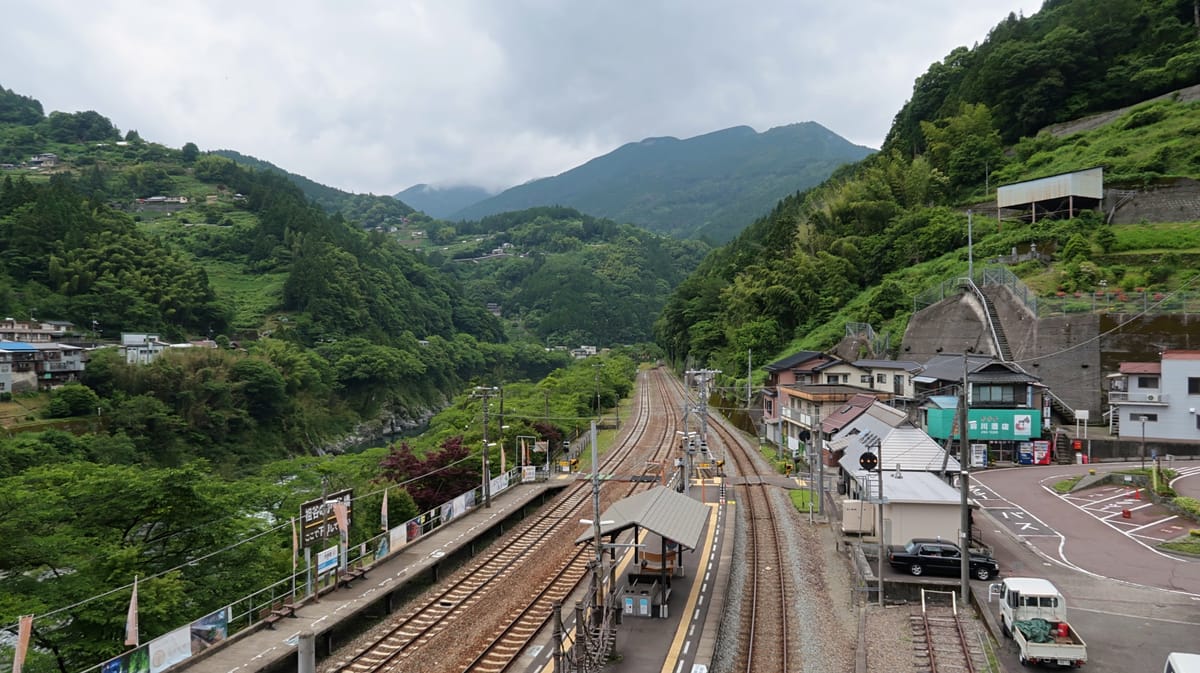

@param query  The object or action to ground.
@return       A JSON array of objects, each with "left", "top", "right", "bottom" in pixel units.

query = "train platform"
[
  {"left": 512, "top": 475, "right": 734, "bottom": 673},
  {"left": 179, "top": 475, "right": 571, "bottom": 673}
]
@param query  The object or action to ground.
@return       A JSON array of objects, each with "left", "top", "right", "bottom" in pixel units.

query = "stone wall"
[{"left": 1108, "top": 178, "right": 1200, "bottom": 224}]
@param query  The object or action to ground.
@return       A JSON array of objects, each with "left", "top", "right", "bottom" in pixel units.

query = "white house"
[{"left": 1108, "top": 350, "right": 1200, "bottom": 441}]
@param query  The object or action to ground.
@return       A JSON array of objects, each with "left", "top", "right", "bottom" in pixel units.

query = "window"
[
  {"left": 860, "top": 374, "right": 871, "bottom": 384},
  {"left": 1131, "top": 413, "right": 1158, "bottom": 422},
  {"left": 1137, "top": 375, "right": 1159, "bottom": 388},
  {"left": 1038, "top": 596, "right": 1058, "bottom": 608},
  {"left": 973, "top": 384, "right": 1016, "bottom": 404},
  {"left": 1189, "top": 377, "right": 1200, "bottom": 395},
  {"left": 876, "top": 373, "right": 886, "bottom": 384}
]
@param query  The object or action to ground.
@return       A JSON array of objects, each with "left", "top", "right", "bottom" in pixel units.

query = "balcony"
[{"left": 1108, "top": 391, "right": 1168, "bottom": 404}]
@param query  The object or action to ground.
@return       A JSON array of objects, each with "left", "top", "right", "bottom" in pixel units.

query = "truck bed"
[{"left": 1015, "top": 622, "right": 1087, "bottom": 665}]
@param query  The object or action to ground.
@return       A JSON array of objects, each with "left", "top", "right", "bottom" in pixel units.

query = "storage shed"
[{"left": 997, "top": 167, "right": 1103, "bottom": 222}]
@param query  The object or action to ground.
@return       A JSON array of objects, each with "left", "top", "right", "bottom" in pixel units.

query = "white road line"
[
  {"left": 1073, "top": 605, "right": 1200, "bottom": 624},
  {"left": 1125, "top": 514, "right": 1179, "bottom": 533}
]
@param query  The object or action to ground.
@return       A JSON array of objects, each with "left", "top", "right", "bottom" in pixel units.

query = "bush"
[{"left": 1175, "top": 496, "right": 1200, "bottom": 520}]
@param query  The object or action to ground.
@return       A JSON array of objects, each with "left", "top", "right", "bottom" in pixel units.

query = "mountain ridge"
[
  {"left": 447, "top": 121, "right": 874, "bottom": 241},
  {"left": 394, "top": 182, "right": 495, "bottom": 218}
]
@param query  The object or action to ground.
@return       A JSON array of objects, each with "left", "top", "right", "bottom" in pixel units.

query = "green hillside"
[
  {"left": 212, "top": 148, "right": 417, "bottom": 229},
  {"left": 656, "top": 0, "right": 1200, "bottom": 382},
  {"left": 450, "top": 122, "right": 874, "bottom": 242}
]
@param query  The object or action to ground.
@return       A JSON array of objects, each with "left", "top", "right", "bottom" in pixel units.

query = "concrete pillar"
[{"left": 297, "top": 632, "right": 316, "bottom": 673}]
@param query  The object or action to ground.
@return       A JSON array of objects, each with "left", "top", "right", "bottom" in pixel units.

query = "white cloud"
[{"left": 0, "top": 0, "right": 1042, "bottom": 195}]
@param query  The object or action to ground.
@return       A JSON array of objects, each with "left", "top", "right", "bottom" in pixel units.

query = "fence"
[
  {"left": 915, "top": 265, "right": 1200, "bottom": 318},
  {"left": 80, "top": 465, "right": 533, "bottom": 673}
]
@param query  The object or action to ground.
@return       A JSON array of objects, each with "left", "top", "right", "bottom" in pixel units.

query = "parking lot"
[{"left": 972, "top": 463, "right": 1200, "bottom": 672}]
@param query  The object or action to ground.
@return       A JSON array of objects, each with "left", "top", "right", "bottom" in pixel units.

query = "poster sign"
[
  {"left": 149, "top": 627, "right": 191, "bottom": 672},
  {"left": 316, "top": 545, "right": 339, "bottom": 576},
  {"left": 299, "top": 489, "right": 353, "bottom": 547},
  {"left": 1013, "top": 414, "right": 1033, "bottom": 438},
  {"left": 189, "top": 608, "right": 228, "bottom": 653},
  {"left": 522, "top": 466, "right": 538, "bottom": 483},
  {"left": 101, "top": 645, "right": 150, "bottom": 673}
]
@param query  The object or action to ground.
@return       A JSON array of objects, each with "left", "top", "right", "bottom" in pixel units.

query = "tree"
[
  {"left": 45, "top": 383, "right": 101, "bottom": 418},
  {"left": 181, "top": 142, "right": 200, "bottom": 164}
]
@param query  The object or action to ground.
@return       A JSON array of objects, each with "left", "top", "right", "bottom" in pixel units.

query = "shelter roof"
[{"left": 573, "top": 486, "right": 710, "bottom": 551}]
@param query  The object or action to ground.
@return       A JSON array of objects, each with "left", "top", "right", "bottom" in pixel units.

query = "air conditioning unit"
[{"left": 1146, "top": 394, "right": 1157, "bottom": 402}]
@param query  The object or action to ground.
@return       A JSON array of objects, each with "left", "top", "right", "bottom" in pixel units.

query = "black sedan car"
[{"left": 887, "top": 538, "right": 999, "bottom": 580}]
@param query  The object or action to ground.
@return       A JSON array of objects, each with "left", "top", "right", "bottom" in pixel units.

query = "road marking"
[{"left": 1073, "top": 605, "right": 1200, "bottom": 624}]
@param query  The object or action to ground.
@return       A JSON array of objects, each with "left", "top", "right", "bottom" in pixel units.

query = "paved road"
[{"left": 972, "top": 462, "right": 1200, "bottom": 673}]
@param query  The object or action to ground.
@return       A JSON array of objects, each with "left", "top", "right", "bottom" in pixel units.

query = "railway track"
[
  {"left": 707, "top": 407, "right": 790, "bottom": 672},
  {"left": 327, "top": 367, "right": 685, "bottom": 673},
  {"left": 910, "top": 590, "right": 982, "bottom": 673}
]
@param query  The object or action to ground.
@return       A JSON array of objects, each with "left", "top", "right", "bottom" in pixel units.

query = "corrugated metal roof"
[
  {"left": 838, "top": 426, "right": 959, "bottom": 473},
  {"left": 0, "top": 341, "right": 38, "bottom": 352},
  {"left": 1118, "top": 362, "right": 1161, "bottom": 374},
  {"left": 843, "top": 469, "right": 960, "bottom": 503},
  {"left": 574, "top": 486, "right": 710, "bottom": 550}
]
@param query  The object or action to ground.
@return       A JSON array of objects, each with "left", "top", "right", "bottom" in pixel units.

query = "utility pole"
[
  {"left": 543, "top": 390, "right": 551, "bottom": 475},
  {"left": 875, "top": 437, "right": 884, "bottom": 607},
  {"left": 472, "top": 386, "right": 499, "bottom": 508},
  {"left": 959, "top": 354, "right": 971, "bottom": 600},
  {"left": 967, "top": 209, "right": 974, "bottom": 281},
  {"left": 747, "top": 349, "right": 752, "bottom": 420},
  {"left": 816, "top": 408, "right": 825, "bottom": 516}
]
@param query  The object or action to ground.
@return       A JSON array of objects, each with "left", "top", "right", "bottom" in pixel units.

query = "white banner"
[
  {"left": 388, "top": 524, "right": 407, "bottom": 552},
  {"left": 149, "top": 626, "right": 192, "bottom": 673},
  {"left": 522, "top": 466, "right": 538, "bottom": 483},
  {"left": 451, "top": 493, "right": 469, "bottom": 519}
]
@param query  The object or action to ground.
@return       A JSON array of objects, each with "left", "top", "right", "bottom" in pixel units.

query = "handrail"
[
  {"left": 960, "top": 277, "right": 1006, "bottom": 361},
  {"left": 1043, "top": 388, "right": 1075, "bottom": 420}
]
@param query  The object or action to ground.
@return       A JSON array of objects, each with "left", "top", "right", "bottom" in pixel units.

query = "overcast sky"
[{"left": 1, "top": 1, "right": 1043, "bottom": 195}]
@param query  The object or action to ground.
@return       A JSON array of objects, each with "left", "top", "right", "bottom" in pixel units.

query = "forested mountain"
[
  {"left": 435, "top": 207, "right": 709, "bottom": 346},
  {"left": 211, "top": 148, "right": 417, "bottom": 229},
  {"left": 395, "top": 182, "right": 495, "bottom": 218},
  {"left": 449, "top": 123, "right": 874, "bottom": 242},
  {"left": 656, "top": 0, "right": 1200, "bottom": 382}
]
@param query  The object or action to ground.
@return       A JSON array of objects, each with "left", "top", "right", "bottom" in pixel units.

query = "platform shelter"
[{"left": 575, "top": 485, "right": 710, "bottom": 618}]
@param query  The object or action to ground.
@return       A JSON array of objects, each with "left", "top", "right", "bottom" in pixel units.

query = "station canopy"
[{"left": 574, "top": 485, "right": 710, "bottom": 551}]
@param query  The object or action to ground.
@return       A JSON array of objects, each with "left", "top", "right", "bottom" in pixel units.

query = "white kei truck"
[{"left": 991, "top": 577, "right": 1087, "bottom": 668}]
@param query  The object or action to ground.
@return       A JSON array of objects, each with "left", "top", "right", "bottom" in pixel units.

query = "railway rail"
[
  {"left": 706, "top": 403, "right": 790, "bottom": 673},
  {"left": 327, "top": 367, "right": 686, "bottom": 673},
  {"left": 910, "top": 590, "right": 982, "bottom": 673}
]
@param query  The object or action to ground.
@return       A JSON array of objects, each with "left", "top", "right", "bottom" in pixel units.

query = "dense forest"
[
  {"left": 656, "top": 0, "right": 1200, "bottom": 387},
  {"left": 431, "top": 206, "right": 710, "bottom": 345}
]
